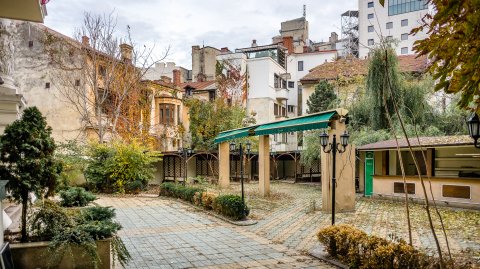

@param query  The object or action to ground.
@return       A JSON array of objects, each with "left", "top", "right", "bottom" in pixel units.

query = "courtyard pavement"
[{"left": 95, "top": 196, "right": 335, "bottom": 269}]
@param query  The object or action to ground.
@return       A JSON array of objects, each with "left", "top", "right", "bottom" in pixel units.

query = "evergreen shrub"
[
  {"left": 59, "top": 187, "right": 96, "bottom": 207},
  {"left": 212, "top": 194, "right": 249, "bottom": 221}
]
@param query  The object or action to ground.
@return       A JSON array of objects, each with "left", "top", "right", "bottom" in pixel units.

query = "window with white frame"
[
  {"left": 401, "top": 19, "right": 408, "bottom": 26},
  {"left": 401, "top": 33, "right": 408, "bottom": 40},
  {"left": 386, "top": 22, "right": 393, "bottom": 29},
  {"left": 401, "top": 47, "right": 408, "bottom": 54},
  {"left": 368, "top": 39, "right": 374, "bottom": 46},
  {"left": 368, "top": 13, "right": 374, "bottom": 19},
  {"left": 368, "top": 25, "right": 374, "bottom": 32}
]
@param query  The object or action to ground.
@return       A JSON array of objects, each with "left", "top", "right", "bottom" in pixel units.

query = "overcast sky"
[{"left": 44, "top": 0, "right": 357, "bottom": 68}]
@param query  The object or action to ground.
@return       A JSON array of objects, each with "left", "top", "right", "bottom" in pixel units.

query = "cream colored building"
[
  {"left": 191, "top": 45, "right": 220, "bottom": 82},
  {"left": 357, "top": 136, "right": 480, "bottom": 209}
]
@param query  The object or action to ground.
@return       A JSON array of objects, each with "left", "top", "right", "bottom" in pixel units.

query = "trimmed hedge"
[
  {"left": 317, "top": 224, "right": 457, "bottom": 269},
  {"left": 160, "top": 182, "right": 249, "bottom": 220},
  {"left": 212, "top": 194, "right": 249, "bottom": 221}
]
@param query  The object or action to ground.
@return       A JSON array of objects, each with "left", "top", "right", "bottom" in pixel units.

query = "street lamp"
[
  {"left": 178, "top": 147, "right": 193, "bottom": 185},
  {"left": 230, "top": 141, "right": 251, "bottom": 206},
  {"left": 466, "top": 112, "right": 480, "bottom": 148},
  {"left": 320, "top": 130, "right": 350, "bottom": 225}
]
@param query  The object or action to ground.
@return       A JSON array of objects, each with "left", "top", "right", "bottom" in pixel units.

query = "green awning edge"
[
  {"left": 214, "top": 126, "right": 257, "bottom": 144},
  {"left": 213, "top": 110, "right": 340, "bottom": 143},
  {"left": 254, "top": 111, "right": 337, "bottom": 136}
]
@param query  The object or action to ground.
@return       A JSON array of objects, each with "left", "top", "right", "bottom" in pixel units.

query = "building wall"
[
  {"left": 358, "top": 0, "right": 430, "bottom": 58},
  {"left": 359, "top": 146, "right": 480, "bottom": 208},
  {"left": 192, "top": 46, "right": 220, "bottom": 82},
  {"left": 289, "top": 51, "right": 338, "bottom": 115},
  {"left": 143, "top": 62, "right": 190, "bottom": 83},
  {"left": 10, "top": 21, "right": 85, "bottom": 142},
  {"left": 373, "top": 176, "right": 480, "bottom": 209},
  {"left": 279, "top": 17, "right": 309, "bottom": 53}
]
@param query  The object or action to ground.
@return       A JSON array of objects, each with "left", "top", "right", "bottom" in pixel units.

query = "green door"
[{"left": 365, "top": 151, "right": 374, "bottom": 197}]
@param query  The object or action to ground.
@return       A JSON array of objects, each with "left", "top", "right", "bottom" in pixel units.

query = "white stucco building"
[
  {"left": 358, "top": 0, "right": 430, "bottom": 58},
  {"left": 287, "top": 50, "right": 338, "bottom": 115}
]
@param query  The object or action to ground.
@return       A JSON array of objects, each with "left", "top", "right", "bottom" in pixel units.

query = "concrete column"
[
  {"left": 321, "top": 120, "right": 356, "bottom": 212},
  {"left": 218, "top": 142, "right": 230, "bottom": 188},
  {"left": 0, "top": 75, "right": 24, "bottom": 134},
  {"left": 258, "top": 135, "right": 270, "bottom": 196}
]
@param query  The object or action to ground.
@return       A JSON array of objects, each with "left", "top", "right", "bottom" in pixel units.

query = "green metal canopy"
[
  {"left": 213, "top": 111, "right": 338, "bottom": 144},
  {"left": 254, "top": 111, "right": 336, "bottom": 136},
  {"left": 213, "top": 126, "right": 257, "bottom": 144}
]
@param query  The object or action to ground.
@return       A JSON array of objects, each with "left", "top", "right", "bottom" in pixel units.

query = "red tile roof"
[
  {"left": 180, "top": 81, "right": 216, "bottom": 91},
  {"left": 357, "top": 135, "right": 473, "bottom": 150},
  {"left": 300, "top": 55, "right": 428, "bottom": 83}
]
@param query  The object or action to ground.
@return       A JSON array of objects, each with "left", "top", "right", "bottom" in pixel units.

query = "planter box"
[{"left": 10, "top": 238, "right": 111, "bottom": 269}]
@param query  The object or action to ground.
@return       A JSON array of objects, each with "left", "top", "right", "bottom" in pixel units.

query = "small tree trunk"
[{"left": 21, "top": 196, "right": 28, "bottom": 242}]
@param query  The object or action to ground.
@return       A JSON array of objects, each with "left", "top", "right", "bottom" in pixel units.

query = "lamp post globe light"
[
  {"left": 320, "top": 130, "right": 349, "bottom": 225},
  {"left": 178, "top": 147, "right": 192, "bottom": 185},
  {"left": 229, "top": 140, "right": 251, "bottom": 207},
  {"left": 466, "top": 112, "right": 480, "bottom": 148}
]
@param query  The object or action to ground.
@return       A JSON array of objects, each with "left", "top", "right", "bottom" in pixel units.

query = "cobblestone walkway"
[
  {"left": 95, "top": 196, "right": 335, "bottom": 269},
  {"left": 236, "top": 182, "right": 480, "bottom": 265}
]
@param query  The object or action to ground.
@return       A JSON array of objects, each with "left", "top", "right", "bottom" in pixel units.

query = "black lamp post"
[
  {"left": 466, "top": 112, "right": 480, "bottom": 148},
  {"left": 230, "top": 141, "right": 251, "bottom": 205},
  {"left": 320, "top": 130, "right": 350, "bottom": 225},
  {"left": 178, "top": 147, "right": 193, "bottom": 185}
]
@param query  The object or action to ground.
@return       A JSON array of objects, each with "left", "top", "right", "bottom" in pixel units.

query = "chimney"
[
  {"left": 282, "top": 36, "right": 294, "bottom": 54},
  {"left": 303, "top": 46, "right": 309, "bottom": 53},
  {"left": 119, "top": 43, "right": 133, "bottom": 63},
  {"left": 192, "top": 45, "right": 200, "bottom": 51},
  {"left": 220, "top": 47, "right": 230, "bottom": 53},
  {"left": 81, "top": 35, "right": 90, "bottom": 46},
  {"left": 329, "top": 32, "right": 338, "bottom": 43},
  {"left": 173, "top": 69, "right": 181, "bottom": 86},
  {"left": 251, "top": 39, "right": 257, "bottom": 47}
]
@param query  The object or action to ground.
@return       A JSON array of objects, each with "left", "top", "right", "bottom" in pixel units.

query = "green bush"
[
  {"left": 213, "top": 194, "right": 249, "bottom": 221},
  {"left": 76, "top": 206, "right": 115, "bottom": 223},
  {"left": 59, "top": 187, "right": 96, "bottom": 207},
  {"left": 160, "top": 182, "right": 204, "bottom": 203},
  {"left": 55, "top": 140, "right": 88, "bottom": 191},
  {"left": 84, "top": 141, "right": 161, "bottom": 193},
  {"left": 125, "top": 180, "right": 145, "bottom": 194},
  {"left": 29, "top": 200, "right": 72, "bottom": 241},
  {"left": 316, "top": 224, "right": 456, "bottom": 269},
  {"left": 160, "top": 183, "right": 249, "bottom": 220},
  {"left": 28, "top": 200, "right": 130, "bottom": 268}
]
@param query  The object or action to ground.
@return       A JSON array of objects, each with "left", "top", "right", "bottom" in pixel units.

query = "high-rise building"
[{"left": 358, "top": 0, "right": 430, "bottom": 58}]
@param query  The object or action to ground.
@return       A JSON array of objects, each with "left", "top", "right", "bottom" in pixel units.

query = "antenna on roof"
[{"left": 303, "top": 4, "right": 306, "bottom": 17}]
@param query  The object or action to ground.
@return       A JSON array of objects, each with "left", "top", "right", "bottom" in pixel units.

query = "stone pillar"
[
  {"left": 0, "top": 75, "right": 24, "bottom": 133},
  {"left": 258, "top": 135, "right": 270, "bottom": 196},
  {"left": 218, "top": 142, "right": 230, "bottom": 188},
  {"left": 321, "top": 120, "right": 356, "bottom": 212},
  {"left": 0, "top": 19, "right": 24, "bottom": 134}
]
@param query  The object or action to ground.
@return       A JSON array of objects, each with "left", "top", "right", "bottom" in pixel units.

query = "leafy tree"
[
  {"left": 366, "top": 46, "right": 402, "bottom": 130},
  {"left": 84, "top": 140, "right": 160, "bottom": 193},
  {"left": 300, "top": 130, "right": 322, "bottom": 167},
  {"left": 306, "top": 81, "right": 338, "bottom": 113},
  {"left": 411, "top": 0, "right": 480, "bottom": 110},
  {"left": 185, "top": 98, "right": 247, "bottom": 151},
  {"left": 0, "top": 107, "right": 61, "bottom": 242}
]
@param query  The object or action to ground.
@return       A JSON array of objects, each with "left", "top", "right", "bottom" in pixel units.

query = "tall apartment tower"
[{"left": 358, "top": 0, "right": 430, "bottom": 58}]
